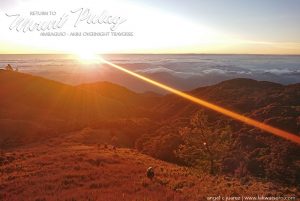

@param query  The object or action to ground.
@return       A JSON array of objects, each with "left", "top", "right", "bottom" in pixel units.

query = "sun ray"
[{"left": 99, "top": 58, "right": 300, "bottom": 145}]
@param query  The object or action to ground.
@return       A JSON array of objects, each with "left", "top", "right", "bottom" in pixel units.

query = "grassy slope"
[
  {"left": 1, "top": 130, "right": 298, "bottom": 201},
  {"left": 0, "top": 70, "right": 131, "bottom": 122},
  {"left": 0, "top": 71, "right": 146, "bottom": 149}
]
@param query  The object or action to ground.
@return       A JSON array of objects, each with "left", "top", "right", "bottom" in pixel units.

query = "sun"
[{"left": 75, "top": 51, "right": 101, "bottom": 64}]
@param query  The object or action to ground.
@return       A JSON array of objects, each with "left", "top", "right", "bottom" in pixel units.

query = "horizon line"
[{"left": 0, "top": 53, "right": 300, "bottom": 56}]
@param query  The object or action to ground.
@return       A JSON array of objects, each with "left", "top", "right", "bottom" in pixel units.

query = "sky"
[{"left": 0, "top": 0, "right": 299, "bottom": 54}]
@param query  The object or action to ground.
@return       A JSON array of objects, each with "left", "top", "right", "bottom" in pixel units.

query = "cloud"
[
  {"left": 136, "top": 67, "right": 175, "bottom": 74},
  {"left": 134, "top": 64, "right": 255, "bottom": 79},
  {"left": 263, "top": 69, "right": 300, "bottom": 75},
  {"left": 202, "top": 69, "right": 227, "bottom": 74},
  {"left": 135, "top": 66, "right": 205, "bottom": 78}
]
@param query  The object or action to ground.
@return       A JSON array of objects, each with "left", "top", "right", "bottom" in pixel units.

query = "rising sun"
[{"left": 75, "top": 51, "right": 101, "bottom": 64}]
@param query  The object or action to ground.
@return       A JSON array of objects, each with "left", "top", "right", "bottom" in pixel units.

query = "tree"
[{"left": 175, "top": 111, "right": 232, "bottom": 174}]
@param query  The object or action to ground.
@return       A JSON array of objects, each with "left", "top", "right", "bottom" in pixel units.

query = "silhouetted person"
[
  {"left": 146, "top": 167, "right": 155, "bottom": 180},
  {"left": 203, "top": 142, "right": 215, "bottom": 175},
  {"left": 110, "top": 133, "right": 118, "bottom": 148},
  {"left": 5, "top": 64, "right": 13, "bottom": 71}
]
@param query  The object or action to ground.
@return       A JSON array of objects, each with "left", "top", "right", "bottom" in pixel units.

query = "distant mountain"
[
  {"left": 2, "top": 71, "right": 299, "bottom": 141},
  {"left": 78, "top": 81, "right": 160, "bottom": 108},
  {"left": 2, "top": 70, "right": 299, "bottom": 136}
]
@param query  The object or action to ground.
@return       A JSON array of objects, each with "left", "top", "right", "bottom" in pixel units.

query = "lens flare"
[{"left": 100, "top": 58, "right": 300, "bottom": 145}]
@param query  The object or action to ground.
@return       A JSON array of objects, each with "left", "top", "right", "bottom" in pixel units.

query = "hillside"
[
  {"left": 1, "top": 71, "right": 300, "bottom": 198},
  {"left": 78, "top": 81, "right": 160, "bottom": 108},
  {"left": 0, "top": 70, "right": 133, "bottom": 120},
  {"left": 0, "top": 71, "right": 148, "bottom": 149},
  {"left": 135, "top": 79, "right": 300, "bottom": 186},
  {"left": 1, "top": 130, "right": 298, "bottom": 201},
  {"left": 154, "top": 78, "right": 300, "bottom": 133}
]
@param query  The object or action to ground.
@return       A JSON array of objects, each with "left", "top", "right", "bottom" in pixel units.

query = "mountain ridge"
[{"left": 1, "top": 69, "right": 300, "bottom": 195}]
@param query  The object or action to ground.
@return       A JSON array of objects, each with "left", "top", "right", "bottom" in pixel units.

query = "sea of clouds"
[{"left": 1, "top": 54, "right": 299, "bottom": 93}]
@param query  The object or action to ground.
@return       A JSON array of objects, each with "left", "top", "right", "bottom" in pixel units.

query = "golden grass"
[{"left": 0, "top": 131, "right": 298, "bottom": 201}]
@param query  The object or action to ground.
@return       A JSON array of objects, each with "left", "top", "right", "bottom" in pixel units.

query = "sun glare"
[{"left": 75, "top": 52, "right": 101, "bottom": 64}]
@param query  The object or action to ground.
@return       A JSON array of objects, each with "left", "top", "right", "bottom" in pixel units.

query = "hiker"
[
  {"left": 5, "top": 64, "right": 14, "bottom": 71},
  {"left": 146, "top": 167, "right": 155, "bottom": 180},
  {"left": 110, "top": 132, "right": 118, "bottom": 148}
]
